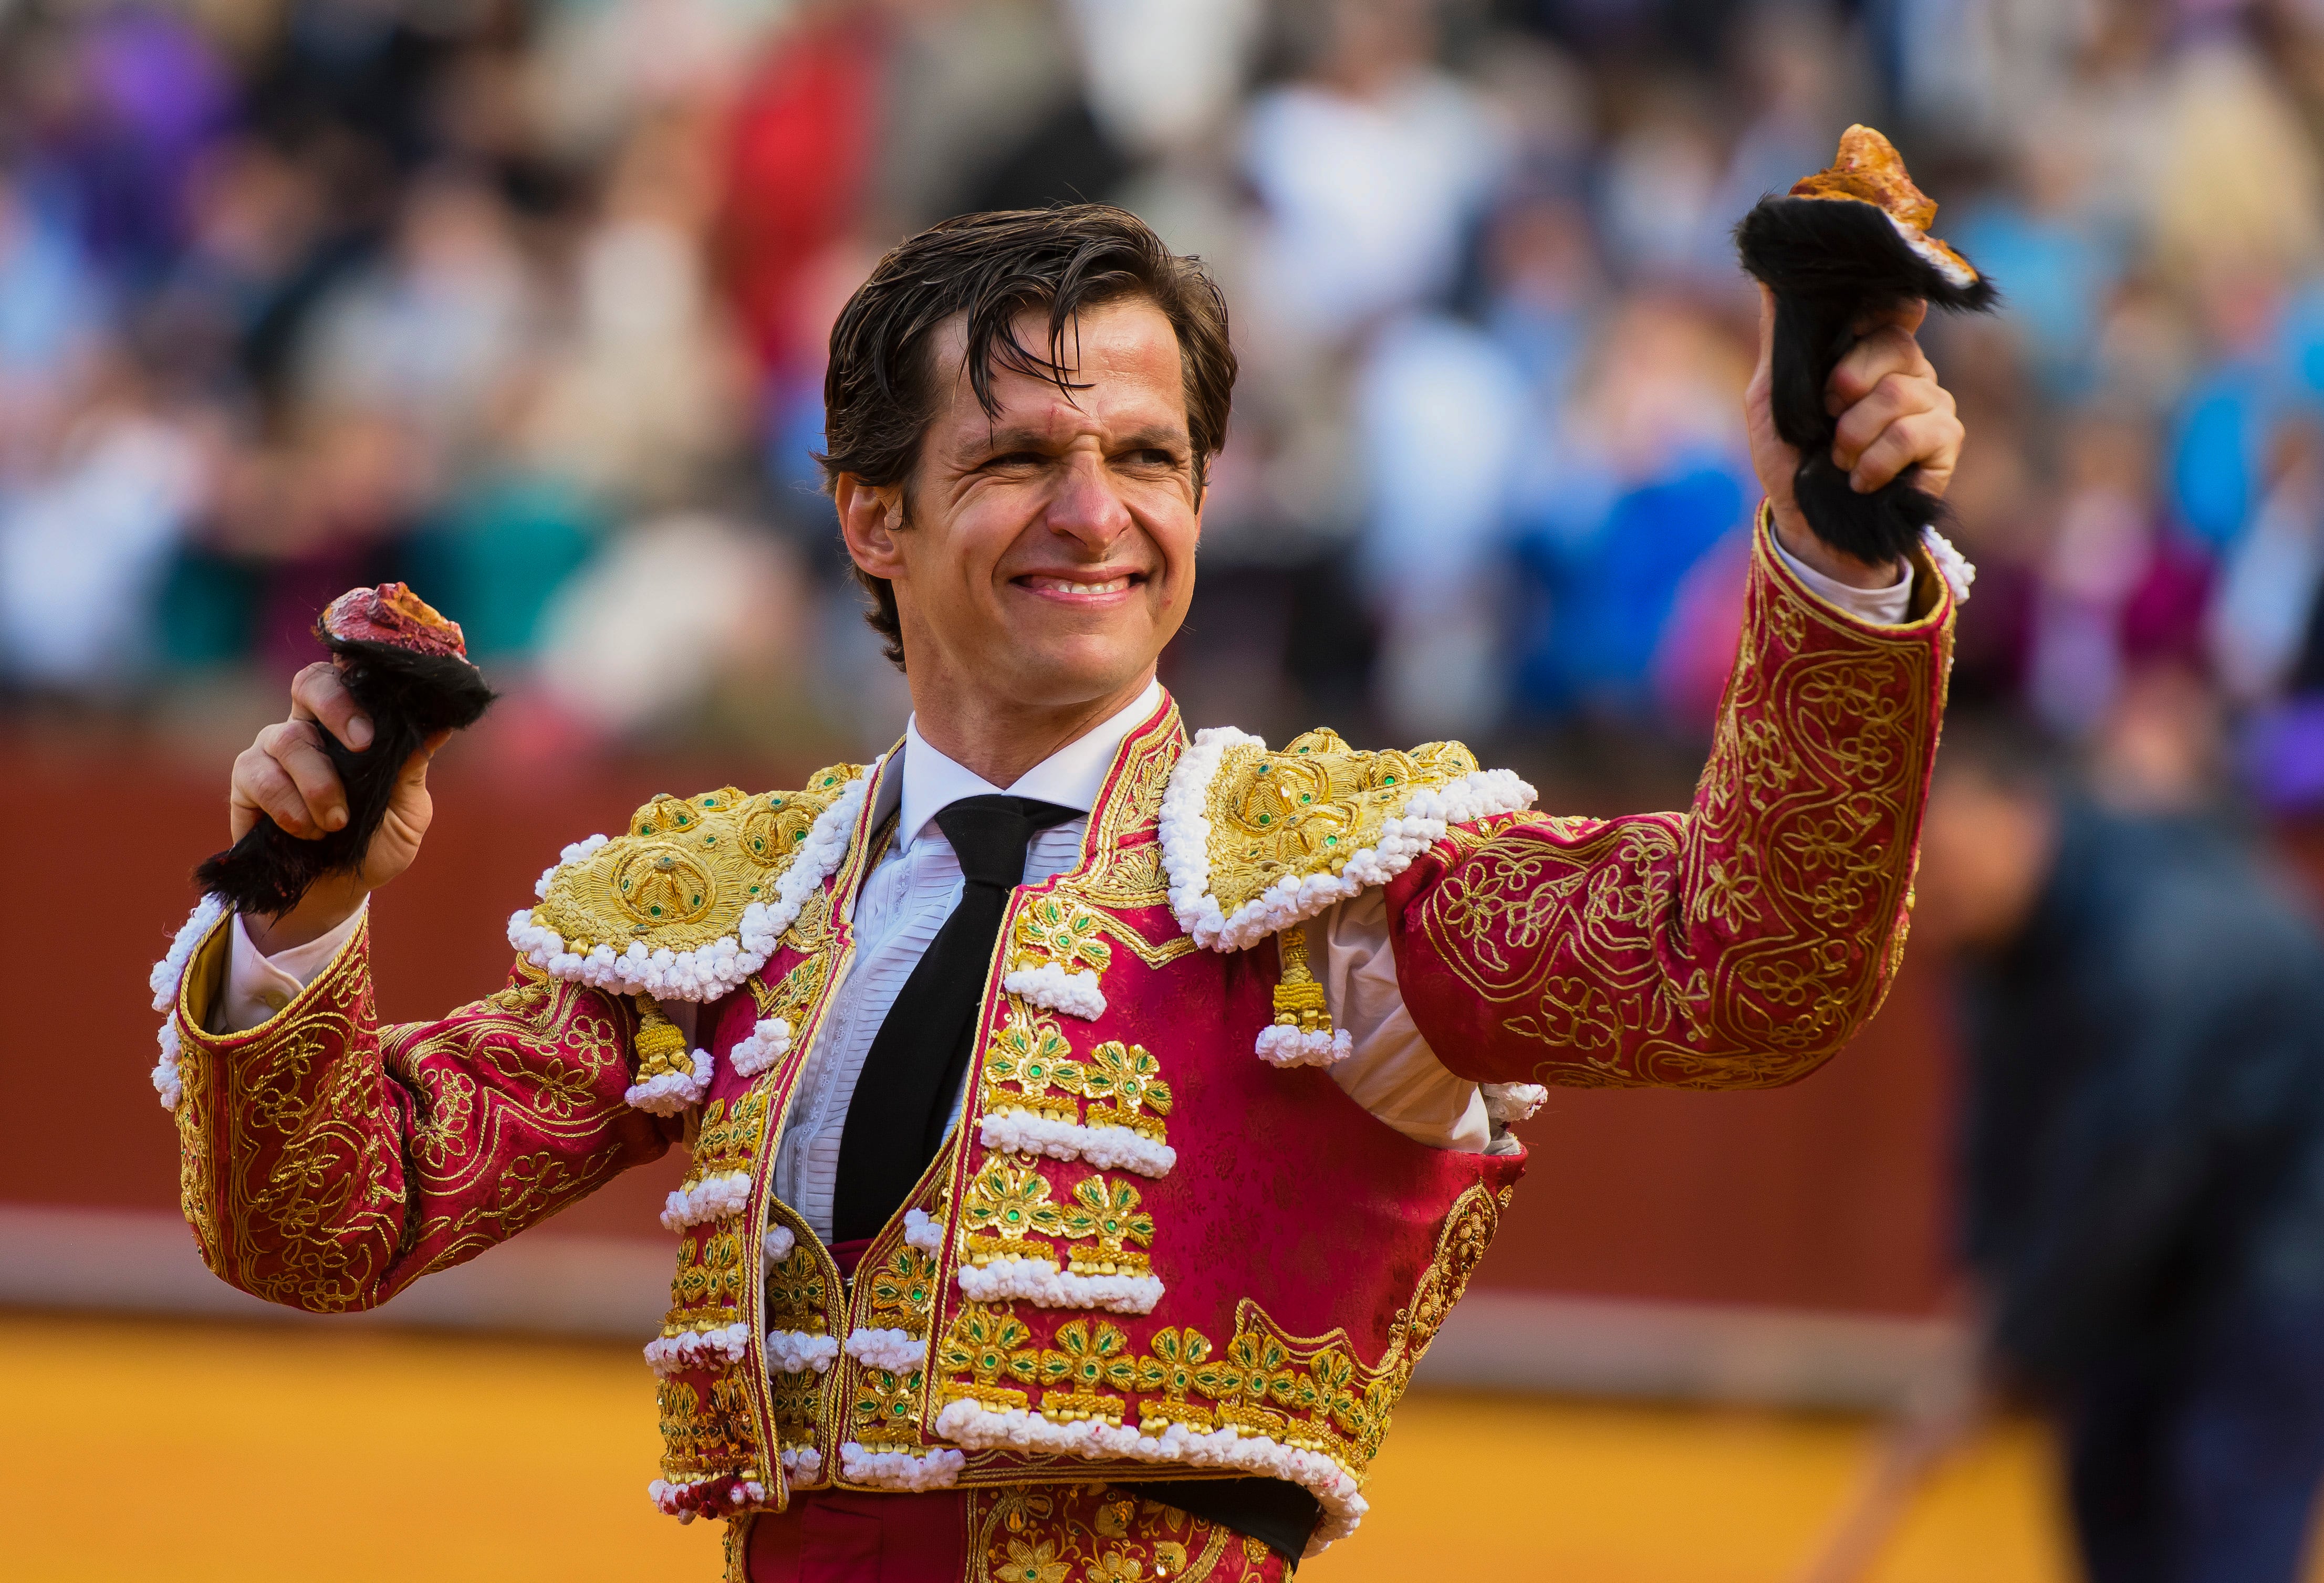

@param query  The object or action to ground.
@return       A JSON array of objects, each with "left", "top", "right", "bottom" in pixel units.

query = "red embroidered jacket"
[{"left": 152, "top": 517, "right": 1953, "bottom": 1557}]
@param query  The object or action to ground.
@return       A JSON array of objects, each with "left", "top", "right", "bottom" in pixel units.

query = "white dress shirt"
[{"left": 215, "top": 546, "right": 1919, "bottom": 1238}]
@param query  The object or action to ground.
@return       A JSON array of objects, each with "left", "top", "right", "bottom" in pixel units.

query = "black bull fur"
[
  {"left": 196, "top": 639, "right": 494, "bottom": 917},
  {"left": 1735, "top": 196, "right": 1997, "bottom": 565}
]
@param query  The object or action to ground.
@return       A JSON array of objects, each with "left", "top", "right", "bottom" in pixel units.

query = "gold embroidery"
[
  {"left": 749, "top": 951, "right": 830, "bottom": 1032},
  {"left": 960, "top": 1154, "right": 1066, "bottom": 1263},
  {"left": 1201, "top": 728, "right": 1478, "bottom": 918},
  {"left": 1409, "top": 534, "right": 1939, "bottom": 1089},
  {"left": 866, "top": 1242, "right": 941, "bottom": 1334},
  {"left": 767, "top": 1244, "right": 833, "bottom": 1333},
  {"left": 1057, "top": 1176, "right": 1154, "bottom": 1279},
  {"left": 722, "top": 1516, "right": 754, "bottom": 1583},
  {"left": 937, "top": 1302, "right": 1038, "bottom": 1411},
  {"left": 527, "top": 768, "right": 861, "bottom": 962},
  {"left": 850, "top": 1365, "right": 927, "bottom": 1449},
  {"left": 962, "top": 1484, "right": 1284, "bottom": 1582},
  {"left": 1079, "top": 1041, "right": 1170, "bottom": 1140},
  {"left": 1011, "top": 894, "right": 1114, "bottom": 980},
  {"left": 981, "top": 1004, "right": 1084, "bottom": 1121},
  {"left": 937, "top": 1183, "right": 1505, "bottom": 1493}
]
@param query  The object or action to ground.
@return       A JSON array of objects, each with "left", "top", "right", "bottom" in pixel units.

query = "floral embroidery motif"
[
  {"left": 1079, "top": 1042, "right": 1171, "bottom": 1140},
  {"left": 1403, "top": 525, "right": 1945, "bottom": 1089},
  {"left": 963, "top": 1484, "right": 1288, "bottom": 1583}
]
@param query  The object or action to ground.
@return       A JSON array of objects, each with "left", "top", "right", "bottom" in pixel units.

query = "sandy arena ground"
[{"left": 4, "top": 1313, "right": 2306, "bottom": 1581}]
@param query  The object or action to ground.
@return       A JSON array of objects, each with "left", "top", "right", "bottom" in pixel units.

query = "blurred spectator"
[{"left": 1919, "top": 718, "right": 2324, "bottom": 1583}]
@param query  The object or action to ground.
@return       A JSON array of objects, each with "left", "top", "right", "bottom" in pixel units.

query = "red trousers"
[{"left": 738, "top": 1484, "right": 1293, "bottom": 1582}]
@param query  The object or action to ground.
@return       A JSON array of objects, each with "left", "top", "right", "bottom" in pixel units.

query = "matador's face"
[{"left": 845, "top": 295, "right": 1203, "bottom": 712}]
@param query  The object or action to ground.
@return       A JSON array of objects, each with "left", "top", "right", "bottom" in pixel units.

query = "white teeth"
[{"left": 1027, "top": 576, "right": 1131, "bottom": 595}]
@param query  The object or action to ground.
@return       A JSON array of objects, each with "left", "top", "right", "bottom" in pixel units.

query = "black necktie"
[{"left": 831, "top": 794, "right": 1080, "bottom": 1242}]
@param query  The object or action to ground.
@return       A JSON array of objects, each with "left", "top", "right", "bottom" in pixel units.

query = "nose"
[{"left": 1044, "top": 450, "right": 1133, "bottom": 551}]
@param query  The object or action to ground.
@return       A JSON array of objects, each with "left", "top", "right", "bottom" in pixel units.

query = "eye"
[
  {"left": 985, "top": 450, "right": 1046, "bottom": 470},
  {"left": 1126, "top": 448, "right": 1179, "bottom": 468}
]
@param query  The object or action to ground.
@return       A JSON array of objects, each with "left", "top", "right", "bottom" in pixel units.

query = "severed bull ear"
[
  {"left": 195, "top": 584, "right": 495, "bottom": 916},
  {"left": 1736, "top": 124, "right": 1998, "bottom": 566}
]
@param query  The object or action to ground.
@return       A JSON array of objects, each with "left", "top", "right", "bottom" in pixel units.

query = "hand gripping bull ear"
[
  {"left": 1735, "top": 124, "right": 1998, "bottom": 565},
  {"left": 196, "top": 584, "right": 495, "bottom": 916}
]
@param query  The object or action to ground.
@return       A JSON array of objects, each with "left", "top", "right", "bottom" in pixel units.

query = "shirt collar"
[{"left": 893, "top": 678, "right": 1163, "bottom": 852}]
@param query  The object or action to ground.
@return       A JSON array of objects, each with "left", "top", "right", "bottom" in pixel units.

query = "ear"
[{"left": 835, "top": 475, "right": 909, "bottom": 580}]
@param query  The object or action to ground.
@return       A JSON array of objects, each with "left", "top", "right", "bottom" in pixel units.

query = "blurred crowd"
[{"left": 12, "top": 0, "right": 2324, "bottom": 791}]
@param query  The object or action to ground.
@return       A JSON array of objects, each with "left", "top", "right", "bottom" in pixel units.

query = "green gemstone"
[
  {"left": 640, "top": 824, "right": 654, "bottom": 834},
  {"left": 649, "top": 906, "right": 662, "bottom": 916},
  {"left": 1257, "top": 813, "right": 1270, "bottom": 825}
]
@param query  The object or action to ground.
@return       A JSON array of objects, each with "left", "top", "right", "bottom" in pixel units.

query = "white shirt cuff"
[
  {"left": 216, "top": 901, "right": 366, "bottom": 1034},
  {"left": 1769, "top": 534, "right": 1915, "bottom": 626}
]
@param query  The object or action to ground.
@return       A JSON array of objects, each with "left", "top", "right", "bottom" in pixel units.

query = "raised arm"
[
  {"left": 152, "top": 662, "right": 675, "bottom": 1313},
  {"left": 1387, "top": 510, "right": 1953, "bottom": 1088}
]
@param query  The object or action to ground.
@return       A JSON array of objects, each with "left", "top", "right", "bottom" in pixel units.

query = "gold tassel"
[
  {"left": 633, "top": 993, "right": 692, "bottom": 1080},
  {"left": 1271, "top": 921, "right": 1332, "bottom": 1038}
]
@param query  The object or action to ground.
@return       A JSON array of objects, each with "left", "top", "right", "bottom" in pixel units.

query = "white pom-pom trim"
[
  {"left": 843, "top": 1327, "right": 926, "bottom": 1371},
  {"left": 779, "top": 1446, "right": 823, "bottom": 1483},
  {"left": 838, "top": 1443, "right": 964, "bottom": 1490},
  {"left": 765, "top": 1329, "right": 840, "bottom": 1375},
  {"left": 153, "top": 1020, "right": 184, "bottom": 1112},
  {"left": 955, "top": 1254, "right": 1163, "bottom": 1314},
  {"left": 149, "top": 895, "right": 230, "bottom": 1115},
  {"left": 660, "top": 1170, "right": 751, "bottom": 1232},
  {"left": 1922, "top": 527, "right": 1976, "bottom": 604},
  {"left": 903, "top": 1208, "right": 944, "bottom": 1252},
  {"left": 931, "top": 1398, "right": 1365, "bottom": 1554},
  {"left": 649, "top": 1474, "right": 766, "bottom": 1522},
  {"left": 151, "top": 894, "right": 229, "bottom": 1012},
  {"left": 510, "top": 762, "right": 878, "bottom": 1002},
  {"left": 1481, "top": 1083, "right": 1548, "bottom": 1123},
  {"left": 763, "top": 1226, "right": 797, "bottom": 1266},
  {"left": 1253, "top": 1025, "right": 1353, "bottom": 1067},
  {"left": 643, "top": 1322, "right": 751, "bottom": 1376},
  {"left": 625, "top": 1049, "right": 712, "bottom": 1115},
  {"left": 728, "top": 1016, "right": 792, "bottom": 1077},
  {"left": 1001, "top": 961, "right": 1106, "bottom": 1020},
  {"left": 978, "top": 1109, "right": 1176, "bottom": 1177},
  {"left": 1160, "top": 733, "right": 1535, "bottom": 952},
  {"left": 538, "top": 834, "right": 610, "bottom": 898}
]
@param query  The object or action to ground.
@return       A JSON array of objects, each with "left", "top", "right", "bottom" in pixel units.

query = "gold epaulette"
[
  {"left": 1159, "top": 727, "right": 1534, "bottom": 953},
  {"left": 507, "top": 764, "right": 870, "bottom": 1006},
  {"left": 1158, "top": 726, "right": 1534, "bottom": 1066}
]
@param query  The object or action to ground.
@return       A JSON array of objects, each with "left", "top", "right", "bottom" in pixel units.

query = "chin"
[{"left": 996, "top": 634, "right": 1157, "bottom": 708}]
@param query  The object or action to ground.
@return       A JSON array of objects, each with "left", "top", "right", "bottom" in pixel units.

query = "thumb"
[
  {"left": 1752, "top": 282, "right": 1776, "bottom": 390},
  {"left": 399, "top": 730, "right": 454, "bottom": 790}
]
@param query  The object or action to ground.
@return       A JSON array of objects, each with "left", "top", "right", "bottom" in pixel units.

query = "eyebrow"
[{"left": 969, "top": 423, "right": 1190, "bottom": 456}]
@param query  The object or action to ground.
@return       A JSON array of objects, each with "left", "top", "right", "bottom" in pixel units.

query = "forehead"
[{"left": 924, "top": 296, "right": 1189, "bottom": 441}]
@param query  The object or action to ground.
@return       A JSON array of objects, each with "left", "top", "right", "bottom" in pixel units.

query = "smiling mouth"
[{"left": 1017, "top": 574, "right": 1142, "bottom": 598}]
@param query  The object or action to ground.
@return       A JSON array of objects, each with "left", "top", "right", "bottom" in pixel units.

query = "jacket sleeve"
[
  {"left": 163, "top": 906, "right": 677, "bottom": 1312},
  {"left": 1385, "top": 513, "right": 1955, "bottom": 1088}
]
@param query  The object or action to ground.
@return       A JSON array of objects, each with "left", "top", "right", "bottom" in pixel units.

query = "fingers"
[
  {"left": 1831, "top": 371, "right": 1948, "bottom": 474},
  {"left": 1851, "top": 298, "right": 1929, "bottom": 337},
  {"left": 1848, "top": 408, "right": 1965, "bottom": 495},
  {"left": 290, "top": 661, "right": 373, "bottom": 752},
  {"left": 236, "top": 720, "right": 349, "bottom": 838},
  {"left": 1826, "top": 324, "right": 1934, "bottom": 415}
]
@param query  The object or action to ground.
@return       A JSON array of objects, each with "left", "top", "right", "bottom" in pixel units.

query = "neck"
[{"left": 904, "top": 670, "right": 1155, "bottom": 789}]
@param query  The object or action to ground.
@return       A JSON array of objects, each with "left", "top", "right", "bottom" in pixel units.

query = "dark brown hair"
[{"left": 817, "top": 205, "right": 1236, "bottom": 667}]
